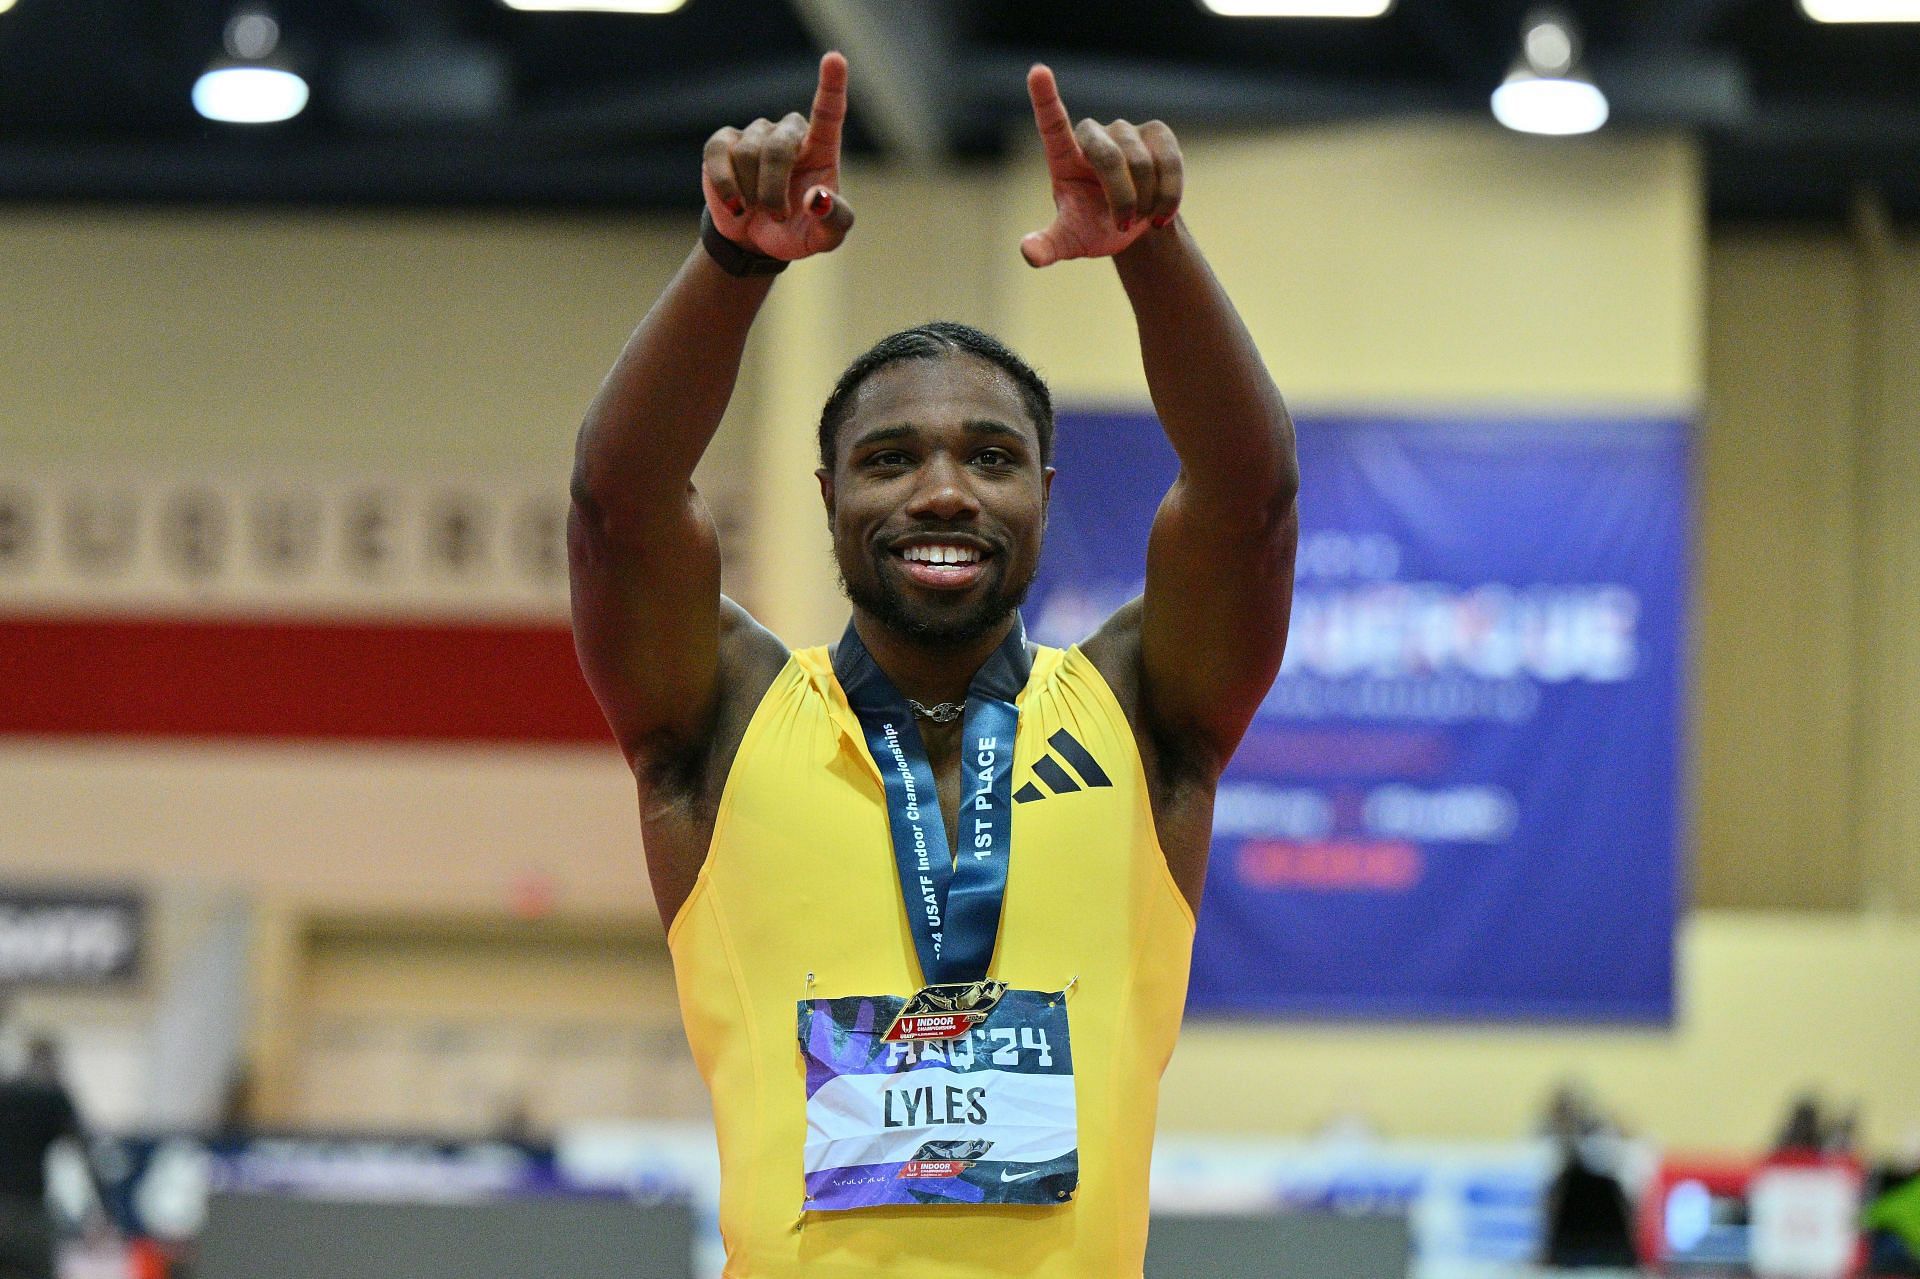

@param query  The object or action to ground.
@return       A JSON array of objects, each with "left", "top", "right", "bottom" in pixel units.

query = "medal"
[{"left": 883, "top": 979, "right": 1008, "bottom": 1042}]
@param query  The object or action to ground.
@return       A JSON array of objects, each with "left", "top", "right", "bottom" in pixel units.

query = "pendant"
[{"left": 908, "top": 699, "right": 965, "bottom": 724}]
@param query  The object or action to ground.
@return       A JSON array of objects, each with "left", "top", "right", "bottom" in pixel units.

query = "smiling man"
[{"left": 569, "top": 51, "right": 1298, "bottom": 1279}]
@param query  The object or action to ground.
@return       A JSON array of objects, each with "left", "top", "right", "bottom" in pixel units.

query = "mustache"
[{"left": 875, "top": 526, "right": 1007, "bottom": 554}]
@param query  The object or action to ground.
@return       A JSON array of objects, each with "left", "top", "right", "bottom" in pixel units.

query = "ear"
[
  {"left": 1040, "top": 466, "right": 1055, "bottom": 525},
  {"left": 816, "top": 467, "right": 835, "bottom": 521}
]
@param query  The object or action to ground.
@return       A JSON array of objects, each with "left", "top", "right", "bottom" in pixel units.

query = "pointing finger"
[
  {"left": 805, "top": 51, "right": 849, "bottom": 155},
  {"left": 1026, "top": 64, "right": 1080, "bottom": 169}
]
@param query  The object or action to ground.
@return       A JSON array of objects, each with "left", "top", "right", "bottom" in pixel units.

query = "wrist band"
[{"left": 699, "top": 207, "right": 788, "bottom": 277}]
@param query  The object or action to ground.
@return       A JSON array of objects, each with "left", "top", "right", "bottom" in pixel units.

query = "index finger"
[
  {"left": 805, "top": 50, "right": 849, "bottom": 154},
  {"left": 1027, "top": 64, "right": 1080, "bottom": 166}
]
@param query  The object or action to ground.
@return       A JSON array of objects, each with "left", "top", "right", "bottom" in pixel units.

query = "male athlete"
[{"left": 570, "top": 51, "right": 1297, "bottom": 1279}]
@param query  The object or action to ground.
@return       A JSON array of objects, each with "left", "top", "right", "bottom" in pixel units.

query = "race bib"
[{"left": 797, "top": 987, "right": 1078, "bottom": 1211}]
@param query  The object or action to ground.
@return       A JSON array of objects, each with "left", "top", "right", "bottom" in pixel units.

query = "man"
[{"left": 570, "top": 52, "right": 1297, "bottom": 1277}]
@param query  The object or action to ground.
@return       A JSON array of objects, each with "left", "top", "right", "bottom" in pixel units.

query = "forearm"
[
  {"left": 572, "top": 242, "right": 774, "bottom": 531},
  {"left": 1113, "top": 221, "right": 1299, "bottom": 510}
]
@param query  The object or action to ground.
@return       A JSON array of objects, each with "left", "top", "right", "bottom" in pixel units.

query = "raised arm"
[
  {"left": 570, "top": 52, "right": 854, "bottom": 768},
  {"left": 1022, "top": 65, "right": 1299, "bottom": 777}
]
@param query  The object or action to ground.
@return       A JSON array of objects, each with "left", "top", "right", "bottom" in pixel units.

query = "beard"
[{"left": 839, "top": 552, "right": 1034, "bottom": 650}]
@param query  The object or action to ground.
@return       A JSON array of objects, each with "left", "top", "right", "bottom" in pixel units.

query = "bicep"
[
  {"left": 1137, "top": 473, "right": 1298, "bottom": 771},
  {"left": 568, "top": 482, "right": 724, "bottom": 764}
]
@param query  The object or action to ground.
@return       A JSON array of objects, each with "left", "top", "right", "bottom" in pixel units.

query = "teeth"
[{"left": 903, "top": 544, "right": 980, "bottom": 565}]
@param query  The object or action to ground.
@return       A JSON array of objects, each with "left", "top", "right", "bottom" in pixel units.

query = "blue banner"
[{"left": 1026, "top": 410, "right": 1687, "bottom": 1022}]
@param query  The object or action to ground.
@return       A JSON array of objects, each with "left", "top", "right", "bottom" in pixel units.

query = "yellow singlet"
[{"left": 668, "top": 640, "right": 1196, "bottom": 1278}]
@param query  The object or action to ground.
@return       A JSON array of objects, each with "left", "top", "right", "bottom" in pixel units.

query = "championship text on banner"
[
  {"left": 798, "top": 990, "right": 1078, "bottom": 1210},
  {"left": 1026, "top": 410, "right": 1688, "bottom": 1022}
]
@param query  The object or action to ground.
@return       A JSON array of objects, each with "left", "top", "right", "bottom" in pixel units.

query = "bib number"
[{"left": 797, "top": 987, "right": 1078, "bottom": 1211}]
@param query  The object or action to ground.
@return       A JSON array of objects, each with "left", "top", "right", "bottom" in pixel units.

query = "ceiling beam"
[
  {"left": 1399, "top": 0, "right": 1506, "bottom": 90},
  {"left": 502, "top": 57, "right": 825, "bottom": 153},
  {"left": 1592, "top": 52, "right": 1753, "bottom": 128},
  {"left": 0, "top": 141, "right": 694, "bottom": 208},
  {"left": 785, "top": 0, "right": 956, "bottom": 163},
  {"left": 965, "top": 52, "right": 1452, "bottom": 132},
  {"left": 1623, "top": 0, "right": 1746, "bottom": 50}
]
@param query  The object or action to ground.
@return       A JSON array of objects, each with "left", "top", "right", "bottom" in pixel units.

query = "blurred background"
[{"left": 1, "top": 0, "right": 1917, "bottom": 1276}]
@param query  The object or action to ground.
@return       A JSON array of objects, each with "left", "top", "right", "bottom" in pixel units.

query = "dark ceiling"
[{"left": 1, "top": 0, "right": 1917, "bottom": 223}]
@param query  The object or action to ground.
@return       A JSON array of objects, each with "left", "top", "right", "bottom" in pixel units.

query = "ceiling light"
[
  {"left": 1491, "top": 7, "right": 1608, "bottom": 136},
  {"left": 1800, "top": 0, "right": 1920, "bottom": 19},
  {"left": 497, "top": 0, "right": 687, "bottom": 12},
  {"left": 193, "top": 9, "right": 309, "bottom": 124},
  {"left": 193, "top": 66, "right": 309, "bottom": 124},
  {"left": 1199, "top": 0, "right": 1392, "bottom": 14}
]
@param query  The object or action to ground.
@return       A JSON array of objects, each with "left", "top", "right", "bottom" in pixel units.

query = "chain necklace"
[{"left": 907, "top": 699, "right": 965, "bottom": 725}]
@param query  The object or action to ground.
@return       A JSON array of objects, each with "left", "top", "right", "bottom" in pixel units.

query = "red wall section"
[{"left": 0, "top": 616, "right": 614, "bottom": 745}]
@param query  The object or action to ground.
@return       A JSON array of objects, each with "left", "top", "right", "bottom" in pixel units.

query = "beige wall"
[
  {"left": 1, "top": 209, "right": 673, "bottom": 469},
  {"left": 4, "top": 120, "right": 1918, "bottom": 1143},
  {"left": 998, "top": 124, "right": 1701, "bottom": 409},
  {"left": 1695, "top": 227, "right": 1920, "bottom": 913},
  {"left": 1165, "top": 911, "right": 1920, "bottom": 1152}
]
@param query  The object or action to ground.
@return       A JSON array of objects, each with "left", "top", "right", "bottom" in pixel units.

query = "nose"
[{"left": 904, "top": 453, "right": 980, "bottom": 523}]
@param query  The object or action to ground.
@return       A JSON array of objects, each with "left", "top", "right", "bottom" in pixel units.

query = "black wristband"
[{"left": 699, "top": 207, "right": 788, "bottom": 278}]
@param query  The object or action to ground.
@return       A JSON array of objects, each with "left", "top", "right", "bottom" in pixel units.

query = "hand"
[
  {"left": 702, "top": 51, "right": 856, "bottom": 261},
  {"left": 1020, "top": 64, "right": 1185, "bottom": 269}
]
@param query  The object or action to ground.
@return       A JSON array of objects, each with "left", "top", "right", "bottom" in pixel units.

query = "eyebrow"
[{"left": 850, "top": 420, "right": 1030, "bottom": 451}]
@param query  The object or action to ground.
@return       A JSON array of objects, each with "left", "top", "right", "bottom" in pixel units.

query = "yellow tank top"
[{"left": 667, "top": 640, "right": 1196, "bottom": 1278}]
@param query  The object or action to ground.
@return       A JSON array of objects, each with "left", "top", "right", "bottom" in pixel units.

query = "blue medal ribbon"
[{"left": 833, "top": 616, "right": 1029, "bottom": 986}]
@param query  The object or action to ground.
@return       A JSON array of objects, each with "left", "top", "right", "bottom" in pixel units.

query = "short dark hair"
[{"left": 818, "top": 321, "right": 1054, "bottom": 471}]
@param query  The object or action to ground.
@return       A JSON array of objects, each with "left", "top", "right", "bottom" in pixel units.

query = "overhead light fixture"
[
  {"left": 1800, "top": 0, "right": 1920, "bottom": 19},
  {"left": 193, "top": 9, "right": 309, "bottom": 124},
  {"left": 497, "top": 0, "right": 686, "bottom": 12},
  {"left": 1199, "top": 0, "right": 1392, "bottom": 15},
  {"left": 1491, "top": 7, "right": 1608, "bottom": 136}
]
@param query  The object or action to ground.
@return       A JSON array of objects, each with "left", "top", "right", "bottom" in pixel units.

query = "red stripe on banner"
[{"left": 0, "top": 616, "right": 615, "bottom": 745}]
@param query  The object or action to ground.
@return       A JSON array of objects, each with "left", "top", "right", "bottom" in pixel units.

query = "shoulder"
[
  {"left": 717, "top": 594, "right": 789, "bottom": 691},
  {"left": 634, "top": 596, "right": 788, "bottom": 799},
  {"left": 1077, "top": 596, "right": 1217, "bottom": 788},
  {"left": 1077, "top": 596, "right": 1146, "bottom": 722},
  {"left": 628, "top": 599, "right": 790, "bottom": 930},
  {"left": 704, "top": 596, "right": 791, "bottom": 782}
]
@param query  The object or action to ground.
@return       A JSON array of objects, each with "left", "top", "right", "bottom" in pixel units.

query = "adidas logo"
[{"left": 1014, "top": 729, "right": 1112, "bottom": 803}]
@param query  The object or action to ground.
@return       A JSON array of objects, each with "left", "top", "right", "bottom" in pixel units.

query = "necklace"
[{"left": 907, "top": 699, "right": 965, "bottom": 724}]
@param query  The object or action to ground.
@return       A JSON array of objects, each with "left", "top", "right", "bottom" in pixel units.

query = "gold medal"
[{"left": 883, "top": 980, "right": 1008, "bottom": 1042}]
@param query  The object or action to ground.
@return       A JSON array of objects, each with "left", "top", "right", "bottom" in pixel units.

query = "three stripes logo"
[{"left": 1014, "top": 729, "right": 1112, "bottom": 804}]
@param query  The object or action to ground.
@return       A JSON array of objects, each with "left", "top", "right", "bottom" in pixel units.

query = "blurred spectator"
[
  {"left": 1538, "top": 1082, "right": 1638, "bottom": 1270},
  {"left": 1772, "top": 1091, "right": 1827, "bottom": 1154},
  {"left": 0, "top": 1027, "right": 89, "bottom": 1279}
]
